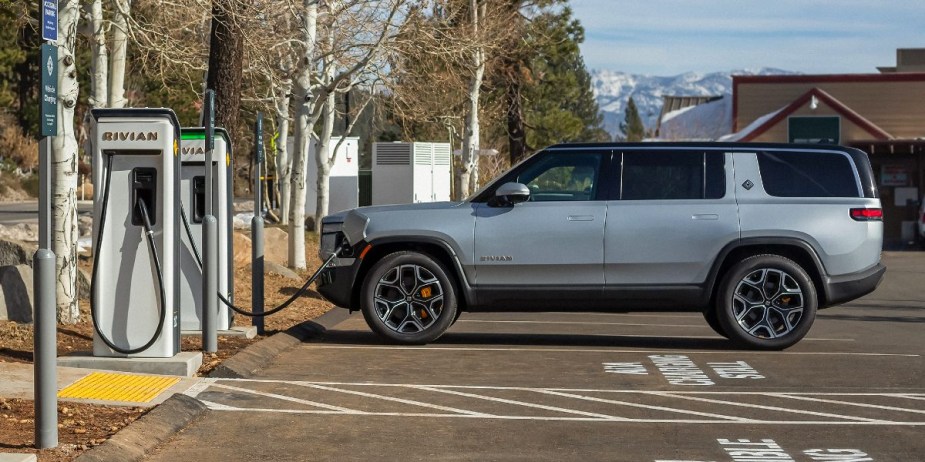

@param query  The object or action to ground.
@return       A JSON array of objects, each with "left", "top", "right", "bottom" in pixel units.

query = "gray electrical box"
[
  {"left": 179, "top": 127, "right": 234, "bottom": 332},
  {"left": 89, "top": 108, "right": 181, "bottom": 358}
]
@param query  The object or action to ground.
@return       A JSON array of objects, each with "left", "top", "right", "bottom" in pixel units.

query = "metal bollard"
[
  {"left": 202, "top": 215, "right": 218, "bottom": 352},
  {"left": 33, "top": 248, "right": 57, "bottom": 449},
  {"left": 252, "top": 216, "right": 265, "bottom": 335}
]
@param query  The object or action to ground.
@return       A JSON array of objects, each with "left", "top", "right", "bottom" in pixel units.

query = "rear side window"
[
  {"left": 757, "top": 151, "right": 859, "bottom": 198},
  {"left": 621, "top": 151, "right": 725, "bottom": 200}
]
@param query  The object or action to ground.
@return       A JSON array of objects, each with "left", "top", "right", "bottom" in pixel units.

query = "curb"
[
  {"left": 74, "top": 394, "right": 206, "bottom": 462},
  {"left": 210, "top": 307, "right": 352, "bottom": 379}
]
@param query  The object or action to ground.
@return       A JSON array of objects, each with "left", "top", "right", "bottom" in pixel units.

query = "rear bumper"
[{"left": 823, "top": 263, "right": 886, "bottom": 307}]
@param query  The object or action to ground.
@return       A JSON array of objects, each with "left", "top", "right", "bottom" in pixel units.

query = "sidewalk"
[{"left": 0, "top": 362, "right": 202, "bottom": 407}]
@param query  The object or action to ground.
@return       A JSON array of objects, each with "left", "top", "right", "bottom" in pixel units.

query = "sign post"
[{"left": 35, "top": 2, "right": 58, "bottom": 450}]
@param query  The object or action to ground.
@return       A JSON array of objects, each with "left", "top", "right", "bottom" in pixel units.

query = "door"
[
  {"left": 473, "top": 149, "right": 608, "bottom": 288},
  {"left": 604, "top": 150, "right": 739, "bottom": 286}
]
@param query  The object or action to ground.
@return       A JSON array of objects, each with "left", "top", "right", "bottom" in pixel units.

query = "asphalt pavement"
[{"left": 138, "top": 251, "right": 925, "bottom": 462}]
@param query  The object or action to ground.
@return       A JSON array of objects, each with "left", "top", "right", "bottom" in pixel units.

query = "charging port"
[
  {"left": 192, "top": 176, "right": 205, "bottom": 224},
  {"left": 132, "top": 168, "right": 157, "bottom": 226}
]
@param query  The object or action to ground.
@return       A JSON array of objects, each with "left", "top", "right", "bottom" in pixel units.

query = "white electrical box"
[
  {"left": 372, "top": 142, "right": 451, "bottom": 205},
  {"left": 292, "top": 136, "right": 360, "bottom": 217}
]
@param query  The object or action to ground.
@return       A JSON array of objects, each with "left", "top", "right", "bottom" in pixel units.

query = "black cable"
[
  {"left": 90, "top": 154, "right": 168, "bottom": 355},
  {"left": 179, "top": 203, "right": 342, "bottom": 318}
]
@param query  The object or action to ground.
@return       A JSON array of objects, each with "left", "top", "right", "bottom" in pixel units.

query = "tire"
[
  {"left": 702, "top": 308, "right": 728, "bottom": 338},
  {"left": 360, "top": 251, "right": 458, "bottom": 344},
  {"left": 716, "top": 254, "right": 817, "bottom": 350}
]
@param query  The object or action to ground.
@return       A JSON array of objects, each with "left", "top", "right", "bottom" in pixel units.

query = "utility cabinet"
[
  {"left": 372, "top": 142, "right": 451, "bottom": 205},
  {"left": 293, "top": 136, "right": 360, "bottom": 217}
]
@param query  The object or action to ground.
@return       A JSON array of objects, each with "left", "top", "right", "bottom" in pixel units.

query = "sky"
[{"left": 570, "top": 0, "right": 925, "bottom": 76}]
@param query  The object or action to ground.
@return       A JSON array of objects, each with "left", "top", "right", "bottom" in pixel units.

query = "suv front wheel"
[
  {"left": 360, "top": 251, "right": 458, "bottom": 344},
  {"left": 716, "top": 255, "right": 818, "bottom": 350}
]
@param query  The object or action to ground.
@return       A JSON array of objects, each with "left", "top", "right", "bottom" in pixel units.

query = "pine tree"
[
  {"left": 511, "top": 6, "right": 608, "bottom": 161},
  {"left": 620, "top": 96, "right": 645, "bottom": 142}
]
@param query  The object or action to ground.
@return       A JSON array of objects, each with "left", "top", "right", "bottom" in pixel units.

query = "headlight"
[{"left": 319, "top": 221, "right": 343, "bottom": 260}]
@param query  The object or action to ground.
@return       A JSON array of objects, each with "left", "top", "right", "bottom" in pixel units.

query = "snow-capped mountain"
[{"left": 591, "top": 68, "right": 798, "bottom": 139}]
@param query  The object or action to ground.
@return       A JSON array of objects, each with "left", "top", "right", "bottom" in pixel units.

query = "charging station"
[
  {"left": 179, "top": 127, "right": 234, "bottom": 332},
  {"left": 89, "top": 108, "right": 181, "bottom": 358}
]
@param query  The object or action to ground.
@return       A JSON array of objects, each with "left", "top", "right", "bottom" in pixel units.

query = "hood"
[
  {"left": 322, "top": 202, "right": 465, "bottom": 224},
  {"left": 321, "top": 201, "right": 467, "bottom": 245}
]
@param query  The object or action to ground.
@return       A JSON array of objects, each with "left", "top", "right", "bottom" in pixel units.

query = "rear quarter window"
[{"left": 757, "top": 151, "right": 860, "bottom": 198}]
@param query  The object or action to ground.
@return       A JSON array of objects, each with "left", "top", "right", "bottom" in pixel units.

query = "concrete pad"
[
  {"left": 0, "top": 455, "right": 36, "bottom": 462},
  {"left": 57, "top": 351, "right": 203, "bottom": 377},
  {"left": 181, "top": 325, "right": 258, "bottom": 339}
]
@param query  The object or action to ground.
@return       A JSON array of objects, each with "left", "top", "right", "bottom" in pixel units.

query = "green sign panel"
[
  {"left": 788, "top": 116, "right": 839, "bottom": 144},
  {"left": 40, "top": 44, "right": 58, "bottom": 137}
]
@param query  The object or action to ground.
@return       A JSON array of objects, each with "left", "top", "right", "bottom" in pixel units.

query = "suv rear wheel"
[
  {"left": 360, "top": 251, "right": 457, "bottom": 344},
  {"left": 716, "top": 255, "right": 817, "bottom": 350}
]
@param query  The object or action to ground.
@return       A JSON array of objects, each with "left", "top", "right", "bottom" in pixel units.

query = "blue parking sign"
[{"left": 42, "top": 1, "right": 58, "bottom": 42}]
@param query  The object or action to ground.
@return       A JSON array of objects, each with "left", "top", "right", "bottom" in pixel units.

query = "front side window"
[
  {"left": 621, "top": 151, "right": 725, "bottom": 200},
  {"left": 512, "top": 151, "right": 604, "bottom": 202}
]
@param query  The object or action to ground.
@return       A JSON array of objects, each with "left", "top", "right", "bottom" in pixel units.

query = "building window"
[{"left": 788, "top": 116, "right": 840, "bottom": 144}]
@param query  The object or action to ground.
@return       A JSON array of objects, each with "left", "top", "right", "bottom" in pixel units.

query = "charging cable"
[
  {"left": 90, "top": 154, "right": 168, "bottom": 355},
  {"left": 180, "top": 205, "right": 342, "bottom": 317}
]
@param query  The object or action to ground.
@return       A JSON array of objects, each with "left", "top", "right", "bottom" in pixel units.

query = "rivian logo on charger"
[
  {"left": 103, "top": 131, "right": 159, "bottom": 142},
  {"left": 480, "top": 255, "right": 513, "bottom": 262},
  {"left": 182, "top": 146, "right": 206, "bottom": 155}
]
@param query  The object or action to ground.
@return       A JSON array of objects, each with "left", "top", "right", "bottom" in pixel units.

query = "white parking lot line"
[
  {"left": 769, "top": 393, "right": 925, "bottom": 414},
  {"left": 535, "top": 389, "right": 751, "bottom": 422},
  {"left": 194, "top": 379, "right": 925, "bottom": 426},
  {"left": 210, "top": 383, "right": 358, "bottom": 412},
  {"left": 299, "top": 382, "right": 493, "bottom": 417},
  {"left": 648, "top": 392, "right": 893, "bottom": 423},
  {"left": 416, "top": 385, "right": 627, "bottom": 421}
]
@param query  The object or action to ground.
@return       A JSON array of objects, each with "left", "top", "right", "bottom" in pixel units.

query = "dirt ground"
[{"left": 0, "top": 229, "right": 335, "bottom": 461}]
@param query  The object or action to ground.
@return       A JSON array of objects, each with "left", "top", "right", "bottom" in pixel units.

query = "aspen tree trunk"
[
  {"left": 275, "top": 80, "right": 292, "bottom": 224},
  {"left": 87, "top": 0, "right": 107, "bottom": 108},
  {"left": 313, "top": 23, "right": 336, "bottom": 231},
  {"left": 54, "top": 0, "right": 81, "bottom": 324},
  {"left": 288, "top": 0, "right": 318, "bottom": 270},
  {"left": 458, "top": 0, "right": 484, "bottom": 198},
  {"left": 108, "top": 0, "right": 130, "bottom": 108}
]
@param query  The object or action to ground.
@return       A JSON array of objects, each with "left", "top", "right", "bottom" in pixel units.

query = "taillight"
[
  {"left": 921, "top": 212, "right": 925, "bottom": 224},
  {"left": 850, "top": 208, "right": 883, "bottom": 221}
]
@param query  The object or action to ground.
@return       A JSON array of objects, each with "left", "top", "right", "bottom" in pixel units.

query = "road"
[
  {"left": 0, "top": 200, "right": 93, "bottom": 226},
  {"left": 147, "top": 252, "right": 924, "bottom": 461}
]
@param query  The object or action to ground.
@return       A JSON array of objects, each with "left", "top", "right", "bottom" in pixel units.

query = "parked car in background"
[{"left": 318, "top": 143, "right": 885, "bottom": 350}]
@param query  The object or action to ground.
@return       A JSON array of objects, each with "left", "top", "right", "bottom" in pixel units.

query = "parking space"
[{"left": 169, "top": 296, "right": 925, "bottom": 461}]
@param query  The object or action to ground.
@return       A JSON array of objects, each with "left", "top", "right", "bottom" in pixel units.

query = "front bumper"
[
  {"left": 316, "top": 258, "right": 362, "bottom": 309},
  {"left": 823, "top": 263, "right": 886, "bottom": 307}
]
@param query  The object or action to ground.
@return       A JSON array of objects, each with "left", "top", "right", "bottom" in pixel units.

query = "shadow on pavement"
[{"left": 313, "top": 328, "right": 738, "bottom": 351}]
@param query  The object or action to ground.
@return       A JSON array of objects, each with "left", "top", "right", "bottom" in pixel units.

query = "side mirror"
[{"left": 492, "top": 182, "right": 530, "bottom": 207}]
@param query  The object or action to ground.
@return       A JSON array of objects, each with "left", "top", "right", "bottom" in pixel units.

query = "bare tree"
[
  {"left": 109, "top": 0, "right": 131, "bottom": 108},
  {"left": 83, "top": 0, "right": 108, "bottom": 108},
  {"left": 457, "top": 0, "right": 485, "bottom": 198},
  {"left": 386, "top": 0, "right": 515, "bottom": 198},
  {"left": 54, "top": 0, "right": 81, "bottom": 323}
]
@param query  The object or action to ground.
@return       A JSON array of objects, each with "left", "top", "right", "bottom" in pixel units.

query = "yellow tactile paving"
[{"left": 57, "top": 372, "right": 181, "bottom": 403}]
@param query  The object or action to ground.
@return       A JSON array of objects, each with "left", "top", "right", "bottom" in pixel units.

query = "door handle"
[
  {"left": 567, "top": 215, "right": 595, "bottom": 222},
  {"left": 691, "top": 214, "right": 719, "bottom": 220}
]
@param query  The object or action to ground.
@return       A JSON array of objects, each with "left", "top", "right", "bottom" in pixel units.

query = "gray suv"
[{"left": 318, "top": 143, "right": 885, "bottom": 350}]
